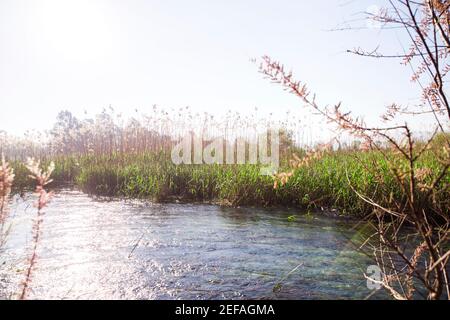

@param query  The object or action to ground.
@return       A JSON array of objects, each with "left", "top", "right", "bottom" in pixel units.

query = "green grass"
[{"left": 11, "top": 147, "right": 449, "bottom": 217}]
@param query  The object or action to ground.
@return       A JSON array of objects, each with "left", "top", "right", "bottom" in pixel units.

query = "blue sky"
[{"left": 0, "top": 0, "right": 423, "bottom": 136}]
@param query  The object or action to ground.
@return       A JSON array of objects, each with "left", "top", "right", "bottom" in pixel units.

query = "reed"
[
  {"left": 2, "top": 105, "right": 447, "bottom": 219},
  {"left": 0, "top": 106, "right": 311, "bottom": 162},
  {"left": 0, "top": 155, "right": 14, "bottom": 249},
  {"left": 19, "top": 158, "right": 54, "bottom": 300},
  {"left": 7, "top": 140, "right": 447, "bottom": 218}
]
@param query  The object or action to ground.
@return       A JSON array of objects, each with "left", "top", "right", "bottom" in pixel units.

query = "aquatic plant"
[{"left": 11, "top": 147, "right": 442, "bottom": 217}]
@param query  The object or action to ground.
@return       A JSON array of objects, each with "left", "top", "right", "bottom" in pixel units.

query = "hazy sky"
[{"left": 0, "top": 0, "right": 423, "bottom": 136}]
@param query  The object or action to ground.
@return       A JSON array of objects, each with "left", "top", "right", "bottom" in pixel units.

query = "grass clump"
[{"left": 10, "top": 146, "right": 448, "bottom": 218}]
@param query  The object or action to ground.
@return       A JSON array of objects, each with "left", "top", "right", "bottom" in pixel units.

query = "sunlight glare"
[{"left": 36, "top": 0, "right": 113, "bottom": 62}]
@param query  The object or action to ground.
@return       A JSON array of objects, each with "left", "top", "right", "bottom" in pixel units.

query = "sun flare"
[{"left": 35, "top": 0, "right": 113, "bottom": 62}]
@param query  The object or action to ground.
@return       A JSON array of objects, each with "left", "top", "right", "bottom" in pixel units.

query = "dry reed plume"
[
  {"left": 0, "top": 105, "right": 321, "bottom": 163},
  {"left": 19, "top": 158, "right": 54, "bottom": 300},
  {"left": 0, "top": 155, "right": 14, "bottom": 248}
]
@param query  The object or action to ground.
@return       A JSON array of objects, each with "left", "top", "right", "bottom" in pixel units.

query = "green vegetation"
[
  {"left": 11, "top": 144, "right": 449, "bottom": 218},
  {"left": 3, "top": 108, "right": 449, "bottom": 219}
]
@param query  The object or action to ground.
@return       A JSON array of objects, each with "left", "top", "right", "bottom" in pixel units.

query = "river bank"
[{"left": 10, "top": 145, "right": 449, "bottom": 218}]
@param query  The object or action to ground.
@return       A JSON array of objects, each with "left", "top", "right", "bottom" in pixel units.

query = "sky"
[{"left": 0, "top": 0, "right": 426, "bottom": 137}]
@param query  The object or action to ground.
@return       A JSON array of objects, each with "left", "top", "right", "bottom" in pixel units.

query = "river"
[{"left": 0, "top": 190, "right": 385, "bottom": 299}]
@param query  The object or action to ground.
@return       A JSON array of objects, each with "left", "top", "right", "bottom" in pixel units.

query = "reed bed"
[
  {"left": 6, "top": 144, "right": 447, "bottom": 217},
  {"left": 1, "top": 108, "right": 448, "bottom": 217},
  {"left": 0, "top": 106, "right": 317, "bottom": 160}
]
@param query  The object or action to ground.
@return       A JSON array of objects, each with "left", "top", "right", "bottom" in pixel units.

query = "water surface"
[{"left": 0, "top": 190, "right": 384, "bottom": 299}]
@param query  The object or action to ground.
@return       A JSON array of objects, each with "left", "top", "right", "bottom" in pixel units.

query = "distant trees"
[
  {"left": 51, "top": 110, "right": 82, "bottom": 154},
  {"left": 48, "top": 109, "right": 173, "bottom": 156}
]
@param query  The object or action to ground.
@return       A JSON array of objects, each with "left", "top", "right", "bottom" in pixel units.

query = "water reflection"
[{"left": 0, "top": 190, "right": 386, "bottom": 299}]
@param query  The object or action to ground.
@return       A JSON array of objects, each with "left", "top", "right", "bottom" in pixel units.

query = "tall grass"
[
  {"left": 7, "top": 143, "right": 447, "bottom": 217},
  {"left": 0, "top": 156, "right": 54, "bottom": 299},
  {"left": 19, "top": 158, "right": 54, "bottom": 300},
  {"left": 2, "top": 108, "right": 449, "bottom": 217},
  {"left": 0, "top": 106, "right": 316, "bottom": 161},
  {"left": 0, "top": 155, "right": 14, "bottom": 249}
]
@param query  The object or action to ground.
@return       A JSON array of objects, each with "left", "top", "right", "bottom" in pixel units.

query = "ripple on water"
[{"left": 0, "top": 190, "right": 387, "bottom": 300}]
